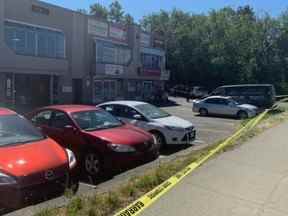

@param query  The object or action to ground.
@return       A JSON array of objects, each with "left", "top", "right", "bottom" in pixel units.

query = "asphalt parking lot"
[{"left": 6, "top": 97, "right": 240, "bottom": 216}]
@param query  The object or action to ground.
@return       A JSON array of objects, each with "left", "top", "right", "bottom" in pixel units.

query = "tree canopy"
[{"left": 141, "top": 7, "right": 288, "bottom": 93}]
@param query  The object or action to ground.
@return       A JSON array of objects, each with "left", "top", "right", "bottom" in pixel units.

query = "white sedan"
[{"left": 98, "top": 101, "right": 196, "bottom": 148}]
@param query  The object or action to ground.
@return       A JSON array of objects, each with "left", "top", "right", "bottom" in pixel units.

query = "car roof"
[
  {"left": 218, "top": 84, "right": 273, "bottom": 88},
  {"left": 100, "top": 100, "right": 148, "bottom": 107},
  {"left": 0, "top": 108, "right": 17, "bottom": 116},
  {"left": 204, "top": 96, "right": 231, "bottom": 100},
  {"left": 39, "top": 105, "right": 101, "bottom": 113}
]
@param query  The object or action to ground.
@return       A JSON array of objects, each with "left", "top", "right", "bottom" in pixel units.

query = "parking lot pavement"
[{"left": 5, "top": 97, "right": 240, "bottom": 216}]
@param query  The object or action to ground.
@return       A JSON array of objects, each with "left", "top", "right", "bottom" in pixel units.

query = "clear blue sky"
[{"left": 42, "top": 0, "right": 287, "bottom": 21}]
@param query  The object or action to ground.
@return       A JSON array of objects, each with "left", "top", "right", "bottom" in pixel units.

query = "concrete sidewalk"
[{"left": 143, "top": 121, "right": 288, "bottom": 216}]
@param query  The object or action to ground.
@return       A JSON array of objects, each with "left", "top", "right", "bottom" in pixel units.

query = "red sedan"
[
  {"left": 28, "top": 105, "right": 158, "bottom": 180},
  {"left": 0, "top": 108, "right": 77, "bottom": 210}
]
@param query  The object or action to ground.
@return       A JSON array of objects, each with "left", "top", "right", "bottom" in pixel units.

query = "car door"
[
  {"left": 48, "top": 110, "right": 87, "bottom": 152},
  {"left": 224, "top": 99, "right": 239, "bottom": 116},
  {"left": 204, "top": 98, "right": 223, "bottom": 115}
]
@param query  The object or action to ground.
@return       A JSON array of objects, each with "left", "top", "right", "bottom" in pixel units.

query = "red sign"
[{"left": 142, "top": 69, "right": 161, "bottom": 77}]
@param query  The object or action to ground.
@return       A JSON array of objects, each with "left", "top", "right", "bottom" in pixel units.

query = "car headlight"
[
  {"left": 0, "top": 172, "right": 17, "bottom": 185},
  {"left": 65, "top": 149, "right": 77, "bottom": 169},
  {"left": 108, "top": 144, "right": 136, "bottom": 153},
  {"left": 165, "top": 125, "right": 184, "bottom": 132}
]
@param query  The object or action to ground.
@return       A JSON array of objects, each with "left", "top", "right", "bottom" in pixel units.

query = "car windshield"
[
  {"left": 72, "top": 110, "right": 123, "bottom": 131},
  {"left": 0, "top": 115, "right": 45, "bottom": 147},
  {"left": 135, "top": 104, "right": 171, "bottom": 119}
]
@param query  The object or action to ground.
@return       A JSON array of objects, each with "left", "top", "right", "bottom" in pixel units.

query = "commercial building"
[{"left": 0, "top": 0, "right": 169, "bottom": 109}]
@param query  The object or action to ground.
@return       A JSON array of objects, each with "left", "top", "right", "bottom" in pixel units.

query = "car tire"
[
  {"left": 199, "top": 108, "right": 208, "bottom": 116},
  {"left": 237, "top": 110, "right": 248, "bottom": 119},
  {"left": 83, "top": 152, "right": 102, "bottom": 182},
  {"left": 151, "top": 131, "right": 166, "bottom": 150}
]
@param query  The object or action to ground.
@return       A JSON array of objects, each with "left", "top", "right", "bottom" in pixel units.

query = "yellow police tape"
[{"left": 114, "top": 110, "right": 269, "bottom": 216}]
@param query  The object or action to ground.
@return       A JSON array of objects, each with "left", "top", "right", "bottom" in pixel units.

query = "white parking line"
[
  {"left": 159, "top": 155, "right": 167, "bottom": 159},
  {"left": 193, "top": 139, "right": 205, "bottom": 144},
  {"left": 79, "top": 182, "right": 97, "bottom": 189}
]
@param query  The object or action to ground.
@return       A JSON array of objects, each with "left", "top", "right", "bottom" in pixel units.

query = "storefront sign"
[
  {"left": 142, "top": 69, "right": 161, "bottom": 77},
  {"left": 110, "top": 25, "right": 127, "bottom": 42},
  {"left": 160, "top": 70, "right": 170, "bottom": 81},
  {"left": 32, "top": 5, "right": 50, "bottom": 15},
  {"left": 105, "top": 64, "right": 124, "bottom": 76},
  {"left": 88, "top": 19, "right": 108, "bottom": 37},
  {"left": 62, "top": 86, "right": 72, "bottom": 93},
  {"left": 153, "top": 39, "right": 165, "bottom": 49},
  {"left": 140, "top": 33, "right": 151, "bottom": 47}
]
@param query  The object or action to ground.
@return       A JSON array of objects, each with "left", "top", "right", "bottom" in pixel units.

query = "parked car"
[
  {"left": 193, "top": 96, "right": 258, "bottom": 119},
  {"left": 210, "top": 84, "right": 276, "bottom": 108},
  {"left": 169, "top": 85, "right": 192, "bottom": 97},
  {"left": 27, "top": 105, "right": 158, "bottom": 180},
  {"left": 98, "top": 101, "right": 196, "bottom": 148},
  {"left": 0, "top": 108, "right": 77, "bottom": 209},
  {"left": 191, "top": 86, "right": 209, "bottom": 98}
]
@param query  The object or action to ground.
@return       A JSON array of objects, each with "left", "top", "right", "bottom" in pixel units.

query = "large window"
[
  {"left": 141, "top": 53, "right": 162, "bottom": 70},
  {"left": 96, "top": 40, "right": 131, "bottom": 65},
  {"left": 4, "top": 21, "right": 65, "bottom": 58}
]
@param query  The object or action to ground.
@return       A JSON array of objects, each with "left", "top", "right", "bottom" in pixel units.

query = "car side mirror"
[{"left": 133, "top": 114, "right": 142, "bottom": 120}]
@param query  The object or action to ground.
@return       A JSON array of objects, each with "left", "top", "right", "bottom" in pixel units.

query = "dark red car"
[
  {"left": 0, "top": 108, "right": 77, "bottom": 210},
  {"left": 27, "top": 105, "right": 158, "bottom": 179}
]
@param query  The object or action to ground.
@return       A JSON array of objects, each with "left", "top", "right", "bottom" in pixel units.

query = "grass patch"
[{"left": 35, "top": 103, "right": 288, "bottom": 216}]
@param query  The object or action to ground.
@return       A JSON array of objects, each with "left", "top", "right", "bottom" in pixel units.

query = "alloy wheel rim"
[{"left": 85, "top": 154, "right": 100, "bottom": 175}]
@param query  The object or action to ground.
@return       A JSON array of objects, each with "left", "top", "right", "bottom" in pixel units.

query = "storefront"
[{"left": 1, "top": 73, "right": 58, "bottom": 111}]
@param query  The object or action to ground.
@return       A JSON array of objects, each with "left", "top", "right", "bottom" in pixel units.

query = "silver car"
[{"left": 193, "top": 96, "right": 258, "bottom": 119}]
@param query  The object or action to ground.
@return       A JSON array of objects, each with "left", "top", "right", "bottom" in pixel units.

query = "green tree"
[
  {"left": 124, "top": 14, "right": 134, "bottom": 25},
  {"left": 90, "top": 3, "right": 108, "bottom": 20},
  {"left": 109, "top": 0, "right": 124, "bottom": 23}
]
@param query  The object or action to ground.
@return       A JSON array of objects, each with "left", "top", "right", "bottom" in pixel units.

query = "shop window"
[
  {"left": 4, "top": 21, "right": 65, "bottom": 59},
  {"left": 141, "top": 53, "right": 162, "bottom": 70},
  {"left": 96, "top": 40, "right": 131, "bottom": 65}
]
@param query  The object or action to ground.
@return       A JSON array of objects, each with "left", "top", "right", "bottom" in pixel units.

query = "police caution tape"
[{"left": 115, "top": 110, "right": 269, "bottom": 216}]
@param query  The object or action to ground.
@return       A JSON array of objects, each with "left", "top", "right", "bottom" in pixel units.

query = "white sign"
[
  {"left": 62, "top": 86, "right": 72, "bottom": 93},
  {"left": 110, "top": 26, "right": 127, "bottom": 41},
  {"left": 161, "top": 70, "right": 170, "bottom": 81},
  {"left": 105, "top": 64, "right": 124, "bottom": 76},
  {"left": 140, "top": 33, "right": 151, "bottom": 47},
  {"left": 88, "top": 19, "right": 108, "bottom": 37}
]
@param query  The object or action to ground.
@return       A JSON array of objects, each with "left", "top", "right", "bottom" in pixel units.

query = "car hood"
[
  {"left": 87, "top": 124, "right": 152, "bottom": 145},
  {"left": 238, "top": 104, "right": 258, "bottom": 110},
  {"left": 152, "top": 116, "right": 193, "bottom": 129},
  {"left": 0, "top": 138, "right": 68, "bottom": 177}
]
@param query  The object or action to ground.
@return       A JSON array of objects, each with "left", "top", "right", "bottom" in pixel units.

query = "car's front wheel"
[
  {"left": 84, "top": 152, "right": 102, "bottom": 181},
  {"left": 199, "top": 108, "right": 208, "bottom": 116},
  {"left": 151, "top": 131, "right": 166, "bottom": 150},
  {"left": 237, "top": 110, "right": 248, "bottom": 119}
]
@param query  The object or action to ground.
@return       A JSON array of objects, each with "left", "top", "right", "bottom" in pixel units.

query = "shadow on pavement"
[
  {"left": 151, "top": 99, "right": 180, "bottom": 108},
  {"left": 160, "top": 145, "right": 193, "bottom": 156},
  {"left": 194, "top": 113, "right": 240, "bottom": 120}
]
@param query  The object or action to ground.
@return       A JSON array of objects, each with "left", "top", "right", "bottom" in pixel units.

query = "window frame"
[
  {"left": 4, "top": 19, "right": 66, "bottom": 59},
  {"left": 50, "top": 110, "right": 74, "bottom": 129}
]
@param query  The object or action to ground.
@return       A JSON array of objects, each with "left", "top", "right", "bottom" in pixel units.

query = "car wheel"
[
  {"left": 237, "top": 110, "right": 248, "bottom": 119},
  {"left": 199, "top": 108, "right": 208, "bottom": 116},
  {"left": 84, "top": 152, "right": 102, "bottom": 179},
  {"left": 151, "top": 131, "right": 166, "bottom": 150}
]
